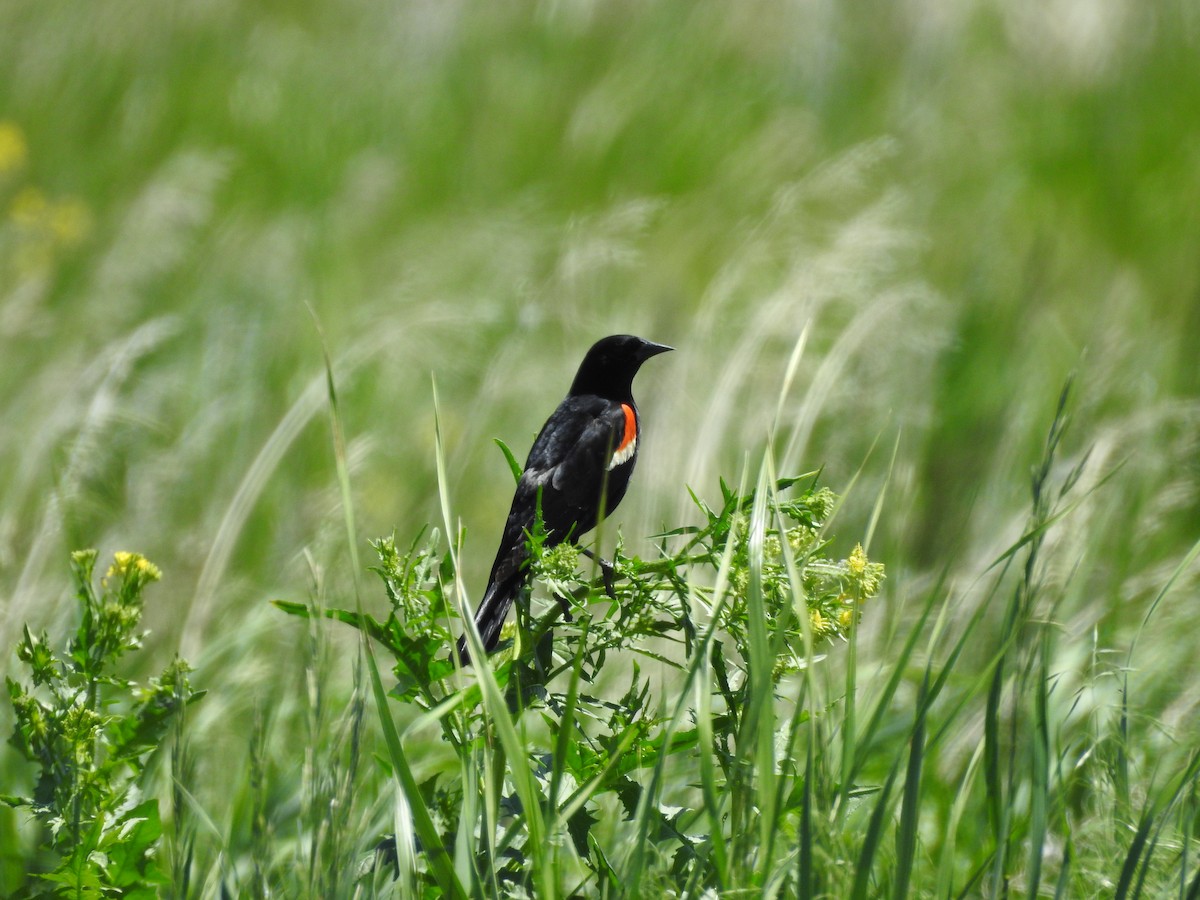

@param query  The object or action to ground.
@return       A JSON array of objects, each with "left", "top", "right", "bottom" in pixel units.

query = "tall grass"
[{"left": 2, "top": 0, "right": 1200, "bottom": 895}]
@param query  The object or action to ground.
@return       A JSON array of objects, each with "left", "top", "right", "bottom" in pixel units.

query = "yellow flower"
[
  {"left": 809, "top": 608, "right": 828, "bottom": 634},
  {"left": 105, "top": 551, "right": 162, "bottom": 582},
  {"left": 0, "top": 121, "right": 27, "bottom": 174},
  {"left": 845, "top": 543, "right": 885, "bottom": 597},
  {"left": 847, "top": 543, "right": 867, "bottom": 576},
  {"left": 838, "top": 608, "right": 854, "bottom": 629}
]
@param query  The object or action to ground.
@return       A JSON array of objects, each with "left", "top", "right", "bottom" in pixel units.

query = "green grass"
[{"left": 2, "top": 0, "right": 1200, "bottom": 895}]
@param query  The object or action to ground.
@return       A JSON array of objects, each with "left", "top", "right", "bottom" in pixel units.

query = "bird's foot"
[
  {"left": 555, "top": 591, "right": 574, "bottom": 622},
  {"left": 580, "top": 548, "right": 617, "bottom": 599}
]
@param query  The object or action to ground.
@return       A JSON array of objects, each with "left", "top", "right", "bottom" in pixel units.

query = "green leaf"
[
  {"left": 104, "top": 801, "right": 165, "bottom": 887},
  {"left": 494, "top": 438, "right": 523, "bottom": 484},
  {"left": 566, "top": 806, "right": 600, "bottom": 857},
  {"left": 363, "top": 640, "right": 466, "bottom": 899}
]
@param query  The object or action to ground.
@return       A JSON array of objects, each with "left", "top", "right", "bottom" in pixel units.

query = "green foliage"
[
  {"left": 5, "top": 551, "right": 200, "bottom": 898},
  {"left": 267, "top": 392, "right": 1200, "bottom": 897},
  {"left": 3, "top": 0, "right": 1200, "bottom": 895},
  {"left": 278, "top": 474, "right": 885, "bottom": 894}
]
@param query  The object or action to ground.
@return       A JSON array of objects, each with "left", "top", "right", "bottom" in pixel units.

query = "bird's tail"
[{"left": 456, "top": 567, "right": 527, "bottom": 666}]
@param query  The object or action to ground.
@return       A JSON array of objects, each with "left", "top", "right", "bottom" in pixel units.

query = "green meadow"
[{"left": 2, "top": 1, "right": 1199, "bottom": 895}]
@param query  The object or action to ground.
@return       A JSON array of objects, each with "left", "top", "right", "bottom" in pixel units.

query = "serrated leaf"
[
  {"left": 271, "top": 598, "right": 309, "bottom": 617},
  {"left": 105, "top": 802, "right": 164, "bottom": 887},
  {"left": 566, "top": 806, "right": 600, "bottom": 857},
  {"left": 615, "top": 776, "right": 642, "bottom": 819},
  {"left": 494, "top": 438, "right": 524, "bottom": 485}
]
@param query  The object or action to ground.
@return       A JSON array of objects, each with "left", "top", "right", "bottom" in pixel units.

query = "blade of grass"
[
  {"left": 986, "top": 382, "right": 1075, "bottom": 894},
  {"left": 936, "top": 741, "right": 985, "bottom": 899},
  {"left": 850, "top": 759, "right": 900, "bottom": 900},
  {"left": 455, "top": 744, "right": 479, "bottom": 894},
  {"left": 981, "top": 461, "right": 1125, "bottom": 576},
  {"left": 845, "top": 565, "right": 947, "bottom": 790},
  {"left": 390, "top": 767, "right": 418, "bottom": 899},
  {"left": 769, "top": 671, "right": 812, "bottom": 892},
  {"left": 893, "top": 667, "right": 929, "bottom": 900},
  {"left": 548, "top": 620, "right": 588, "bottom": 813},
  {"left": 838, "top": 430, "right": 899, "bottom": 823},
  {"left": 1183, "top": 779, "right": 1198, "bottom": 900},
  {"left": 1053, "top": 840, "right": 1072, "bottom": 900},
  {"left": 1115, "top": 804, "right": 1156, "bottom": 900},
  {"left": 1025, "top": 631, "right": 1052, "bottom": 900},
  {"left": 770, "top": 320, "right": 810, "bottom": 437},
  {"left": 694, "top": 631, "right": 730, "bottom": 886},
  {"left": 799, "top": 724, "right": 815, "bottom": 899},
  {"left": 432, "top": 376, "right": 553, "bottom": 899},
  {"left": 743, "top": 462, "right": 778, "bottom": 883},
  {"left": 1133, "top": 751, "right": 1200, "bottom": 899},
  {"left": 1119, "top": 534, "right": 1200, "bottom": 804},
  {"left": 313, "top": 315, "right": 466, "bottom": 899}
]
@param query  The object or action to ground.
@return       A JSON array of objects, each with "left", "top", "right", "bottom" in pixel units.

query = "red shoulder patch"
[
  {"left": 617, "top": 403, "right": 637, "bottom": 452},
  {"left": 607, "top": 403, "right": 638, "bottom": 471}
]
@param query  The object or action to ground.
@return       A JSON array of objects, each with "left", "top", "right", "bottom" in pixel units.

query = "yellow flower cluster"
[
  {"left": 11, "top": 187, "right": 90, "bottom": 243},
  {"left": 845, "top": 543, "right": 885, "bottom": 596},
  {"left": 809, "top": 608, "right": 829, "bottom": 635},
  {"left": 105, "top": 551, "right": 162, "bottom": 583},
  {"left": 847, "top": 543, "right": 868, "bottom": 575},
  {"left": 0, "top": 121, "right": 28, "bottom": 174},
  {"left": 1, "top": 121, "right": 91, "bottom": 275}
]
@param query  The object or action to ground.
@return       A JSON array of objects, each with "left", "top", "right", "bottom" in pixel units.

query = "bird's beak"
[{"left": 639, "top": 341, "right": 674, "bottom": 360}]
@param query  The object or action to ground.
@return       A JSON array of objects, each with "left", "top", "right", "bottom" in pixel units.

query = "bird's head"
[{"left": 569, "top": 334, "right": 673, "bottom": 399}]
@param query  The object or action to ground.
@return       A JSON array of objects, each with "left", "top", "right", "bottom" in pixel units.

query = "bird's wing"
[
  {"left": 469, "top": 398, "right": 627, "bottom": 660},
  {"left": 525, "top": 396, "right": 628, "bottom": 510},
  {"left": 486, "top": 396, "right": 627, "bottom": 583}
]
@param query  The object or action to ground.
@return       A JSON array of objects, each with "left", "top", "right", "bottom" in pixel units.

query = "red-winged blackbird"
[{"left": 457, "top": 334, "right": 673, "bottom": 665}]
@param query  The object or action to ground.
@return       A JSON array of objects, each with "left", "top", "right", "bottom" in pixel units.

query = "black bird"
[{"left": 457, "top": 334, "right": 673, "bottom": 664}]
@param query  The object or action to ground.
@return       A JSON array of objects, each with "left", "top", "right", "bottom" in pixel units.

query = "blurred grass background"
[{"left": 2, "top": 0, "right": 1199, "bottom": 890}]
